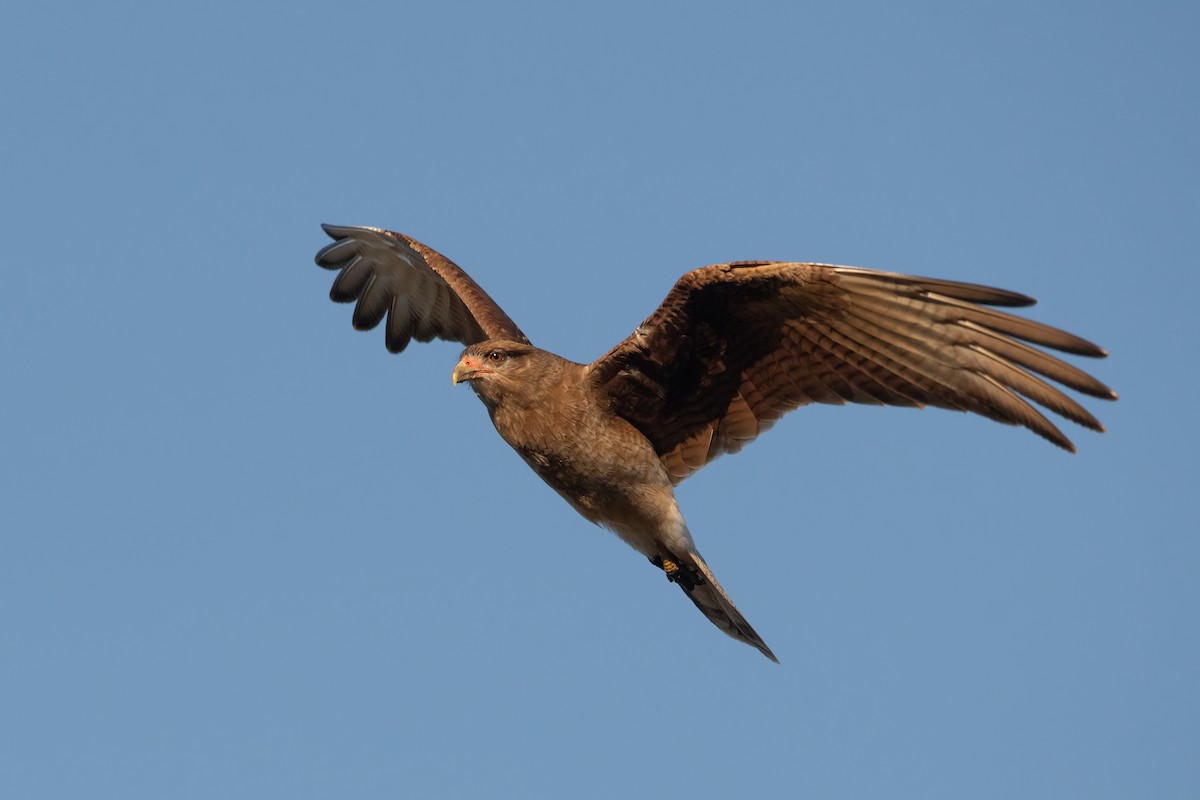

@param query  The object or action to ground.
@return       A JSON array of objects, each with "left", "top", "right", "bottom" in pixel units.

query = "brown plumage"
[{"left": 313, "top": 224, "right": 1117, "bottom": 662}]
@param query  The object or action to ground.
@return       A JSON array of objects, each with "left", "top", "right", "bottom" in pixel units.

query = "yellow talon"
[{"left": 660, "top": 558, "right": 679, "bottom": 579}]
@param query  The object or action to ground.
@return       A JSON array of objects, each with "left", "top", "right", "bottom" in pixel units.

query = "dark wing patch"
[
  {"left": 588, "top": 261, "right": 1116, "bottom": 483},
  {"left": 315, "top": 225, "right": 530, "bottom": 353}
]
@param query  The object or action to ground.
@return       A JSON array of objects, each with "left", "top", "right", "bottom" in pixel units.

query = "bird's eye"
[{"left": 486, "top": 350, "right": 506, "bottom": 363}]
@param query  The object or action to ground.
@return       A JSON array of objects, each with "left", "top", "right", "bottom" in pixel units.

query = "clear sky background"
[{"left": 3, "top": 2, "right": 1196, "bottom": 798}]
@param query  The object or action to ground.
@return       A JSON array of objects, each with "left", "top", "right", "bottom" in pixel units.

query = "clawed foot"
[{"left": 649, "top": 554, "right": 704, "bottom": 591}]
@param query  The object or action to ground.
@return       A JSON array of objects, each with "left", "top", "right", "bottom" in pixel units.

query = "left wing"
[{"left": 587, "top": 261, "right": 1116, "bottom": 483}]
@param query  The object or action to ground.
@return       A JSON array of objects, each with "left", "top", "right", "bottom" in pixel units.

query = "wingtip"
[
  {"left": 320, "top": 222, "right": 352, "bottom": 240},
  {"left": 998, "top": 290, "right": 1038, "bottom": 308}
]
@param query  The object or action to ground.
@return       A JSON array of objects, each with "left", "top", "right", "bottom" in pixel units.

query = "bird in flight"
[{"left": 312, "top": 224, "right": 1116, "bottom": 662}]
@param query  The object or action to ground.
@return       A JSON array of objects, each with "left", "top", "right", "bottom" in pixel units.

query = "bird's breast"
[{"left": 486, "top": 385, "right": 678, "bottom": 531}]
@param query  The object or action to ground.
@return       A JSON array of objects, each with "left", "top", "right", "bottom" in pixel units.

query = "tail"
[{"left": 660, "top": 550, "right": 778, "bottom": 663}]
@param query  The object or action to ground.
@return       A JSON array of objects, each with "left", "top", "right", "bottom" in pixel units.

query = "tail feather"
[{"left": 674, "top": 551, "right": 778, "bottom": 663}]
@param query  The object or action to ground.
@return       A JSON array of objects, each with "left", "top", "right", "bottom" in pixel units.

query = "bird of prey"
[{"left": 312, "top": 224, "right": 1116, "bottom": 662}]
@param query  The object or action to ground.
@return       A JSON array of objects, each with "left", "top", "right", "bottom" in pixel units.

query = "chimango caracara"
[{"left": 312, "top": 224, "right": 1116, "bottom": 662}]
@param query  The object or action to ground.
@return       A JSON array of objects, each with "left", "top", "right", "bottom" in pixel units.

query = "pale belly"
[
  {"left": 487, "top": 389, "right": 693, "bottom": 557},
  {"left": 514, "top": 444, "right": 690, "bottom": 557}
]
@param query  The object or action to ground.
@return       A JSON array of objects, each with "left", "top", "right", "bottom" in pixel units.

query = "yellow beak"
[{"left": 451, "top": 362, "right": 476, "bottom": 385}]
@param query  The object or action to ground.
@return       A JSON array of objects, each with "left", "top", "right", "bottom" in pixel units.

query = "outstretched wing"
[
  {"left": 588, "top": 261, "right": 1116, "bottom": 483},
  {"left": 314, "top": 224, "right": 529, "bottom": 352}
]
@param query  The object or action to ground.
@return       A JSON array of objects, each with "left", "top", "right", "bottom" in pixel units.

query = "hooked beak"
[{"left": 451, "top": 358, "right": 490, "bottom": 385}]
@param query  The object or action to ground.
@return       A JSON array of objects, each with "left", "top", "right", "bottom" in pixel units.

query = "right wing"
[{"left": 314, "top": 224, "right": 529, "bottom": 353}]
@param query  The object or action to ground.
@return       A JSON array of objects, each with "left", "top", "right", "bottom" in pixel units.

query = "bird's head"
[{"left": 452, "top": 340, "right": 545, "bottom": 408}]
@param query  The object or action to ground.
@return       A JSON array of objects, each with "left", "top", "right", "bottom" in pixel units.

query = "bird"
[{"left": 312, "top": 223, "right": 1116, "bottom": 662}]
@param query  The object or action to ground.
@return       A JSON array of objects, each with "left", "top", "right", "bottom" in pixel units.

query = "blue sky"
[{"left": 2, "top": 2, "right": 1196, "bottom": 797}]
